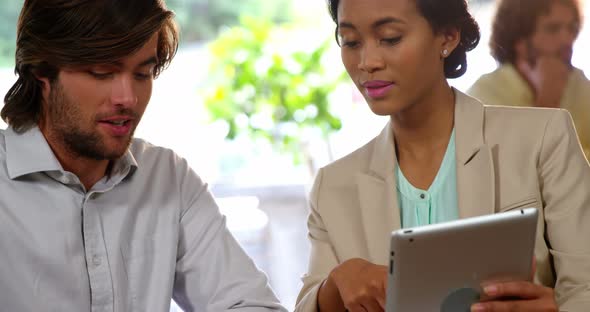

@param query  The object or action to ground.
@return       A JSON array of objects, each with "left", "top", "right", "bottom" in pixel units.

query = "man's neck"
[
  {"left": 57, "top": 153, "right": 110, "bottom": 191},
  {"left": 39, "top": 127, "right": 110, "bottom": 191}
]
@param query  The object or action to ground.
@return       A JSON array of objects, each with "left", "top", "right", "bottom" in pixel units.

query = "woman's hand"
[
  {"left": 470, "top": 281, "right": 558, "bottom": 312},
  {"left": 318, "top": 258, "right": 388, "bottom": 312}
]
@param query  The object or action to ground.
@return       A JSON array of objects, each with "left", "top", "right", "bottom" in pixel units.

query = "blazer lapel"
[
  {"left": 454, "top": 90, "right": 496, "bottom": 218},
  {"left": 357, "top": 123, "right": 400, "bottom": 264},
  {"left": 354, "top": 91, "right": 496, "bottom": 264}
]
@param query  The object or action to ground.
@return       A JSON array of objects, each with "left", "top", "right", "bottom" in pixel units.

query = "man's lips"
[
  {"left": 98, "top": 115, "right": 135, "bottom": 136},
  {"left": 99, "top": 115, "right": 134, "bottom": 123}
]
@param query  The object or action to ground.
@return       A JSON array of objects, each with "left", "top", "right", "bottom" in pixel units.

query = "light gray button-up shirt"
[{"left": 0, "top": 127, "right": 286, "bottom": 312}]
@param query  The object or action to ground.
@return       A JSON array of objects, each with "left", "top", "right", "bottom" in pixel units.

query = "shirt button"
[
  {"left": 420, "top": 193, "right": 426, "bottom": 199},
  {"left": 92, "top": 255, "right": 101, "bottom": 266}
]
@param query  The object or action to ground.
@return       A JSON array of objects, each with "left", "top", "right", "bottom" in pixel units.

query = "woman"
[{"left": 295, "top": 0, "right": 590, "bottom": 311}]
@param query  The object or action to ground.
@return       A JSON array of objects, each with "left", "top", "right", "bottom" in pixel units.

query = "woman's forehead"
[{"left": 337, "top": 0, "right": 418, "bottom": 24}]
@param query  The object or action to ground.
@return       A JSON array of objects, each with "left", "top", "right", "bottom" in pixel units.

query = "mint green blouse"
[{"left": 395, "top": 130, "right": 459, "bottom": 228}]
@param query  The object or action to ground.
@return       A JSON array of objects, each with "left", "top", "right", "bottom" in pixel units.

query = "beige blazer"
[{"left": 295, "top": 91, "right": 590, "bottom": 312}]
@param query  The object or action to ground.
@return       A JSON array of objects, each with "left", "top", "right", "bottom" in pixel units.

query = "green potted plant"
[{"left": 203, "top": 17, "right": 346, "bottom": 176}]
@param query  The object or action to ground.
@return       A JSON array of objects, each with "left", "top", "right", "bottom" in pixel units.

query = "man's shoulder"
[
  {"left": 570, "top": 67, "right": 590, "bottom": 90},
  {"left": 129, "top": 138, "right": 187, "bottom": 169},
  {"left": 129, "top": 137, "right": 172, "bottom": 156},
  {"left": 0, "top": 128, "right": 6, "bottom": 153},
  {"left": 0, "top": 129, "right": 6, "bottom": 170},
  {"left": 470, "top": 65, "right": 516, "bottom": 89}
]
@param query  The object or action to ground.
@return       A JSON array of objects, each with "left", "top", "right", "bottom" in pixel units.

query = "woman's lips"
[{"left": 362, "top": 80, "right": 395, "bottom": 99}]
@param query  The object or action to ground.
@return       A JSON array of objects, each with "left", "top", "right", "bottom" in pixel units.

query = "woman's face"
[{"left": 337, "top": 0, "right": 453, "bottom": 116}]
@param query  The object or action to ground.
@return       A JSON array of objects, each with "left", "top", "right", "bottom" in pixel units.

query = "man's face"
[
  {"left": 528, "top": 1, "right": 579, "bottom": 65},
  {"left": 41, "top": 33, "right": 159, "bottom": 160}
]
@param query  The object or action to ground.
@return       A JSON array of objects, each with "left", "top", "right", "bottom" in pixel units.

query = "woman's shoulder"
[
  {"left": 483, "top": 105, "right": 570, "bottom": 131},
  {"left": 481, "top": 105, "right": 575, "bottom": 152},
  {"left": 319, "top": 133, "right": 382, "bottom": 184}
]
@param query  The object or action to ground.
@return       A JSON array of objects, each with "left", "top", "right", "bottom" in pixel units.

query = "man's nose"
[{"left": 111, "top": 75, "right": 138, "bottom": 108}]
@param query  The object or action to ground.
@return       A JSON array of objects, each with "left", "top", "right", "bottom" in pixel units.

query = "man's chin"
[
  {"left": 80, "top": 137, "right": 133, "bottom": 161},
  {"left": 103, "top": 139, "right": 133, "bottom": 159}
]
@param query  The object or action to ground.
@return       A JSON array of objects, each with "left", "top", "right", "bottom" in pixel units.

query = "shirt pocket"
[
  {"left": 121, "top": 236, "right": 156, "bottom": 311},
  {"left": 499, "top": 196, "right": 540, "bottom": 212}
]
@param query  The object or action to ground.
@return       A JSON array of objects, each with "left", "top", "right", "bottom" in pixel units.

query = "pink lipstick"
[{"left": 362, "top": 80, "right": 394, "bottom": 99}]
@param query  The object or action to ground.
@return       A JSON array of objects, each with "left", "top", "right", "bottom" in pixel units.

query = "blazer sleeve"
[
  {"left": 538, "top": 109, "right": 590, "bottom": 310},
  {"left": 295, "top": 168, "right": 340, "bottom": 312}
]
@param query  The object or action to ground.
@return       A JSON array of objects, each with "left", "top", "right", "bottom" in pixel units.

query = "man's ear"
[
  {"left": 34, "top": 73, "right": 51, "bottom": 102},
  {"left": 439, "top": 27, "right": 461, "bottom": 58}
]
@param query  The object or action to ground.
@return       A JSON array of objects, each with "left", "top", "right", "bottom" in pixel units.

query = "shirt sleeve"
[
  {"left": 172, "top": 161, "right": 286, "bottom": 312},
  {"left": 538, "top": 109, "right": 590, "bottom": 309}
]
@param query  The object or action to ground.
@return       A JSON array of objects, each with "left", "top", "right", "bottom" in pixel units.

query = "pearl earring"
[{"left": 442, "top": 49, "right": 449, "bottom": 56}]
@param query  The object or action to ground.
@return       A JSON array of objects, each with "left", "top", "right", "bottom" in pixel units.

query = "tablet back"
[{"left": 385, "top": 207, "right": 538, "bottom": 312}]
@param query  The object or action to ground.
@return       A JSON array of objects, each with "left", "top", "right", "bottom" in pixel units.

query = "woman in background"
[{"left": 295, "top": 0, "right": 590, "bottom": 311}]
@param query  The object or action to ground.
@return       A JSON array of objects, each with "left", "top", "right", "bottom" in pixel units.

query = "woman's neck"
[{"left": 391, "top": 83, "right": 455, "bottom": 158}]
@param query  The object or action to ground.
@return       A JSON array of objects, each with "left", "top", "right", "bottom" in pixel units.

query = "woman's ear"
[{"left": 439, "top": 27, "right": 461, "bottom": 58}]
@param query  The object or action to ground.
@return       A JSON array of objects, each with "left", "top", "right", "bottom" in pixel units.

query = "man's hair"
[
  {"left": 2, "top": 0, "right": 179, "bottom": 132},
  {"left": 490, "top": 0, "right": 582, "bottom": 64}
]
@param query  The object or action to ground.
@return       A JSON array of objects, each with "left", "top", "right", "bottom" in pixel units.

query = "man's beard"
[{"left": 47, "top": 82, "right": 135, "bottom": 161}]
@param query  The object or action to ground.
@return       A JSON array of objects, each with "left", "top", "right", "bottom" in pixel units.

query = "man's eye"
[
  {"left": 135, "top": 73, "right": 152, "bottom": 80},
  {"left": 88, "top": 71, "right": 113, "bottom": 79}
]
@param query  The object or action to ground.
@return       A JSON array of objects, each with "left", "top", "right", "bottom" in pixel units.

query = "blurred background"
[{"left": 0, "top": 0, "right": 588, "bottom": 310}]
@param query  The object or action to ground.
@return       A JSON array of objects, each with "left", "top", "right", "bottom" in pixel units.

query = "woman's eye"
[
  {"left": 381, "top": 36, "right": 402, "bottom": 46},
  {"left": 341, "top": 40, "right": 360, "bottom": 48}
]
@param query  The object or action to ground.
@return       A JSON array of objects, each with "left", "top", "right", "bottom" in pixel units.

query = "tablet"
[{"left": 385, "top": 207, "right": 538, "bottom": 312}]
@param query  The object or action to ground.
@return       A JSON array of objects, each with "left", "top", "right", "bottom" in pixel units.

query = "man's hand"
[
  {"left": 518, "top": 54, "right": 572, "bottom": 108},
  {"left": 325, "top": 258, "right": 388, "bottom": 312},
  {"left": 470, "top": 281, "right": 558, "bottom": 312}
]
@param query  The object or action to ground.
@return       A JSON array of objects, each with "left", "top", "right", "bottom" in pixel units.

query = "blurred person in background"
[
  {"left": 469, "top": 0, "right": 590, "bottom": 158},
  {"left": 295, "top": 0, "right": 590, "bottom": 311},
  {"left": 0, "top": 1, "right": 286, "bottom": 311}
]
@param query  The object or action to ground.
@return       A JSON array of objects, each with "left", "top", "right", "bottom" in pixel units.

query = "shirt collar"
[{"left": 5, "top": 126, "right": 138, "bottom": 180}]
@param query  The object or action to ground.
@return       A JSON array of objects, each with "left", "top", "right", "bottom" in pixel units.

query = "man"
[
  {"left": 0, "top": 1, "right": 286, "bottom": 311},
  {"left": 468, "top": 0, "right": 590, "bottom": 157}
]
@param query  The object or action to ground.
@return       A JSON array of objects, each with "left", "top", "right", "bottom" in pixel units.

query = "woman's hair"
[
  {"left": 2, "top": 0, "right": 180, "bottom": 132},
  {"left": 490, "top": 0, "right": 581, "bottom": 64},
  {"left": 327, "top": 0, "right": 480, "bottom": 79}
]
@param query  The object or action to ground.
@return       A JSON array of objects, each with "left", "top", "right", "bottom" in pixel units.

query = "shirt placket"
[
  {"left": 82, "top": 192, "right": 114, "bottom": 312},
  {"left": 416, "top": 191, "right": 431, "bottom": 225}
]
